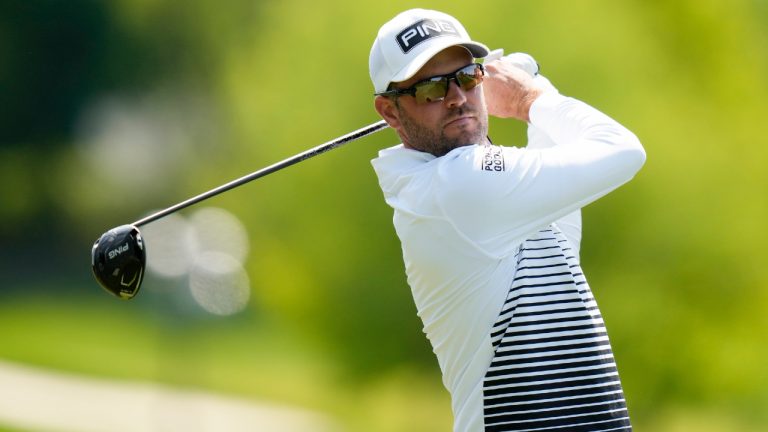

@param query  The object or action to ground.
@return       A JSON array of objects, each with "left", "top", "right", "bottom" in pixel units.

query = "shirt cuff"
[{"left": 529, "top": 91, "right": 569, "bottom": 127}]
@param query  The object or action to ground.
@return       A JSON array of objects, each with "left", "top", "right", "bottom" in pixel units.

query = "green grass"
[
  {"left": 0, "top": 426, "right": 33, "bottom": 432},
  {"left": 0, "top": 292, "right": 452, "bottom": 432},
  {"left": 1, "top": 292, "right": 765, "bottom": 432}
]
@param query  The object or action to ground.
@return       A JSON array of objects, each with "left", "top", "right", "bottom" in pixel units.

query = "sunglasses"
[{"left": 376, "top": 63, "right": 485, "bottom": 104}]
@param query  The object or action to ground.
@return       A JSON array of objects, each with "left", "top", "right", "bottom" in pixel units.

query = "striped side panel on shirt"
[{"left": 483, "top": 228, "right": 631, "bottom": 432}]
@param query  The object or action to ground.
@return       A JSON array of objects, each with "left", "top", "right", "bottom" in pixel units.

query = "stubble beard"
[{"left": 398, "top": 104, "right": 488, "bottom": 157}]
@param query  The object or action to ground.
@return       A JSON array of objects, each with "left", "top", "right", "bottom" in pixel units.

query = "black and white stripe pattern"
[{"left": 483, "top": 227, "right": 631, "bottom": 432}]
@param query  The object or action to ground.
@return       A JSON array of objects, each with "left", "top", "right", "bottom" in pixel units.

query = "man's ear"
[{"left": 374, "top": 96, "right": 402, "bottom": 130}]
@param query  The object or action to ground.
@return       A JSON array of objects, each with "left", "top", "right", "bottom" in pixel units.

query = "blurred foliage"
[{"left": 1, "top": 0, "right": 767, "bottom": 430}]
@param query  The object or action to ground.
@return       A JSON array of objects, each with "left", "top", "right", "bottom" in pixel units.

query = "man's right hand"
[{"left": 483, "top": 55, "right": 546, "bottom": 123}]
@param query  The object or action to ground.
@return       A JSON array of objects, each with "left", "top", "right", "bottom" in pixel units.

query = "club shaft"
[{"left": 132, "top": 120, "right": 390, "bottom": 227}]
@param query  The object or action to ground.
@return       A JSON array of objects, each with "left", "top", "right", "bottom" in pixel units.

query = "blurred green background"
[{"left": 1, "top": 0, "right": 767, "bottom": 430}]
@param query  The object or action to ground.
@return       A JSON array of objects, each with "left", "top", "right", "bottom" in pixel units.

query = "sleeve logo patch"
[{"left": 481, "top": 145, "right": 505, "bottom": 172}]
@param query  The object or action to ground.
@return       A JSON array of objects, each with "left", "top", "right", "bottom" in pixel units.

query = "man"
[{"left": 368, "top": 8, "right": 646, "bottom": 432}]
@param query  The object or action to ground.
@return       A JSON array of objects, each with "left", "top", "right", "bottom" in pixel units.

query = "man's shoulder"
[{"left": 373, "top": 144, "right": 434, "bottom": 165}]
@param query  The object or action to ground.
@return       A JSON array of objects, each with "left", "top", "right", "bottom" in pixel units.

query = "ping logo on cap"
[{"left": 396, "top": 19, "right": 459, "bottom": 53}]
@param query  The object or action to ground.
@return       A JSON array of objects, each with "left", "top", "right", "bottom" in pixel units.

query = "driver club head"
[{"left": 91, "top": 224, "right": 146, "bottom": 300}]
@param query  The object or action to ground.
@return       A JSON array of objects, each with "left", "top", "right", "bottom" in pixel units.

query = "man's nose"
[{"left": 443, "top": 80, "right": 467, "bottom": 108}]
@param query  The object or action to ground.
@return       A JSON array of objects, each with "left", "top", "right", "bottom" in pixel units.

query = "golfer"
[{"left": 369, "top": 9, "right": 645, "bottom": 432}]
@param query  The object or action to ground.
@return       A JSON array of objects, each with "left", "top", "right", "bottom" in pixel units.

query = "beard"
[{"left": 398, "top": 104, "right": 488, "bottom": 157}]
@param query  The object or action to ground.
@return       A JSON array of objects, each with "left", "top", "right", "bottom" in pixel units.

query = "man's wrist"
[
  {"left": 528, "top": 91, "right": 567, "bottom": 125},
  {"left": 520, "top": 88, "right": 545, "bottom": 123}
]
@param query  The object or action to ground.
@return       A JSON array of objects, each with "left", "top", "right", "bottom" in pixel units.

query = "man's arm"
[
  {"left": 524, "top": 73, "right": 583, "bottom": 257},
  {"left": 436, "top": 69, "right": 645, "bottom": 256}
]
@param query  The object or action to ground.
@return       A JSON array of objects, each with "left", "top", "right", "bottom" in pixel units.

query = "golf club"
[{"left": 91, "top": 120, "right": 390, "bottom": 300}]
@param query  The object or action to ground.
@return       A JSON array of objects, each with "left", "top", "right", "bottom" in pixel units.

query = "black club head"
[{"left": 91, "top": 225, "right": 146, "bottom": 299}]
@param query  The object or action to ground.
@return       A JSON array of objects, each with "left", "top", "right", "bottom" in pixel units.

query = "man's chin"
[
  {"left": 442, "top": 129, "right": 486, "bottom": 149},
  {"left": 446, "top": 119, "right": 486, "bottom": 139}
]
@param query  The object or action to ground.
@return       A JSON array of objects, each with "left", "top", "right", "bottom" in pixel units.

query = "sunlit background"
[{"left": 1, "top": 0, "right": 767, "bottom": 431}]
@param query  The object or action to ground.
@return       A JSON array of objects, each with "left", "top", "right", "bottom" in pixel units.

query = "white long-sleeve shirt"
[{"left": 371, "top": 91, "right": 645, "bottom": 431}]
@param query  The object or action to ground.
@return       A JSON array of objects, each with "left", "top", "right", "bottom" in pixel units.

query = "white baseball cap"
[{"left": 369, "top": 9, "right": 490, "bottom": 93}]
